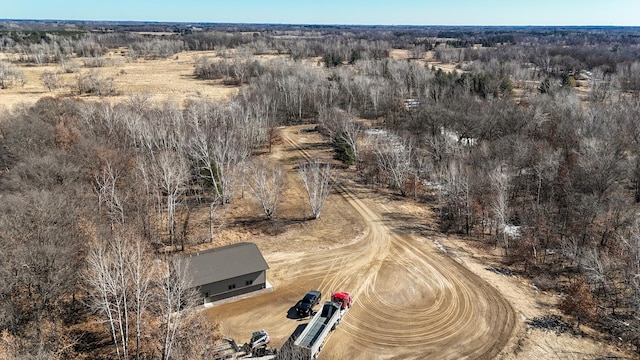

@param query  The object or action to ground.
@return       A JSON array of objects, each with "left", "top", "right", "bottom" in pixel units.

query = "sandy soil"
[{"left": 204, "top": 126, "right": 634, "bottom": 359}]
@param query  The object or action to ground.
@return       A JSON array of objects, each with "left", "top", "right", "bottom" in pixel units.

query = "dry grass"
[{"left": 0, "top": 50, "right": 240, "bottom": 111}]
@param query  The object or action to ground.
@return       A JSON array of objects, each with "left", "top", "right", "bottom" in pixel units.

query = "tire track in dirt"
[{"left": 280, "top": 127, "right": 516, "bottom": 359}]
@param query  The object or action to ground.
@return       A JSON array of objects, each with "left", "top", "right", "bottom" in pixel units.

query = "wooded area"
[{"left": 1, "top": 21, "right": 640, "bottom": 358}]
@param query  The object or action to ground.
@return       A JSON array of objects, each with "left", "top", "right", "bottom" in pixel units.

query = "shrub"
[
  {"left": 42, "top": 70, "right": 62, "bottom": 91},
  {"left": 0, "top": 60, "right": 26, "bottom": 89},
  {"left": 76, "top": 71, "right": 115, "bottom": 96},
  {"left": 559, "top": 277, "right": 598, "bottom": 327},
  {"left": 82, "top": 56, "right": 108, "bottom": 68},
  {"left": 562, "top": 73, "right": 577, "bottom": 88},
  {"left": 129, "top": 38, "right": 184, "bottom": 59},
  {"left": 61, "top": 59, "right": 80, "bottom": 73}
]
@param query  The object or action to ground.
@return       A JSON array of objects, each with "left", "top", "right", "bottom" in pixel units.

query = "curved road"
[{"left": 206, "top": 127, "right": 516, "bottom": 359}]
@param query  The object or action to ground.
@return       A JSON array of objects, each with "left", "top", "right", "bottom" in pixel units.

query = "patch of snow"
[
  {"left": 423, "top": 180, "right": 444, "bottom": 192},
  {"left": 503, "top": 224, "right": 521, "bottom": 238},
  {"left": 441, "top": 127, "right": 477, "bottom": 146},
  {"left": 432, "top": 239, "right": 447, "bottom": 253}
]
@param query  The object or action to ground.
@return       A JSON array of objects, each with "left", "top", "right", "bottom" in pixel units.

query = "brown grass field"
[
  {"left": 0, "top": 50, "right": 239, "bottom": 112},
  {"left": 0, "top": 50, "right": 633, "bottom": 359}
]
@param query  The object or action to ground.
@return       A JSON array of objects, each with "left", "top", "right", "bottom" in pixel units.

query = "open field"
[{"left": 0, "top": 50, "right": 239, "bottom": 111}]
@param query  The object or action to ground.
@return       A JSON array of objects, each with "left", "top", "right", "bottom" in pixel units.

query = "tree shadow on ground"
[{"left": 228, "top": 216, "right": 313, "bottom": 236}]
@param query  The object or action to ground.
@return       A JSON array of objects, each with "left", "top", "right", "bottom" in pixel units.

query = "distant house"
[{"left": 182, "top": 242, "right": 270, "bottom": 303}]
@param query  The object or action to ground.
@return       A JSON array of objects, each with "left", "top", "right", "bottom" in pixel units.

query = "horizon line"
[{"left": 1, "top": 18, "right": 639, "bottom": 28}]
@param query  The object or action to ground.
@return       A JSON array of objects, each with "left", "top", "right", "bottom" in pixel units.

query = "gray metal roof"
[{"left": 182, "top": 242, "right": 269, "bottom": 288}]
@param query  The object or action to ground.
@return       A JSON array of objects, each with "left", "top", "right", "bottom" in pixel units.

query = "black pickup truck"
[{"left": 295, "top": 290, "right": 322, "bottom": 317}]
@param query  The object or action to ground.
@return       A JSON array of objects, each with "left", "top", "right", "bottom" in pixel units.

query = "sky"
[{"left": 2, "top": 0, "right": 640, "bottom": 26}]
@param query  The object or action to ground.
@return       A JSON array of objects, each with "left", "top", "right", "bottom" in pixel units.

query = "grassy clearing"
[{"left": 0, "top": 50, "right": 240, "bottom": 111}]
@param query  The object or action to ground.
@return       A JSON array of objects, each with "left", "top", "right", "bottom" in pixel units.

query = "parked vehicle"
[
  {"left": 295, "top": 290, "right": 322, "bottom": 317},
  {"left": 292, "top": 291, "right": 352, "bottom": 359},
  {"left": 215, "top": 330, "right": 276, "bottom": 359},
  {"left": 247, "top": 329, "right": 270, "bottom": 353}
]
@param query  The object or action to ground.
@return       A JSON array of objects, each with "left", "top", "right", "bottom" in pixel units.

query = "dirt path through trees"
[{"left": 205, "top": 126, "right": 516, "bottom": 359}]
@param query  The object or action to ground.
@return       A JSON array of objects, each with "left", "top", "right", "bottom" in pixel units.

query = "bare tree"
[
  {"left": 208, "top": 201, "right": 225, "bottom": 243},
  {"left": 266, "top": 125, "right": 282, "bottom": 153},
  {"left": 317, "top": 106, "right": 341, "bottom": 138},
  {"left": 625, "top": 220, "right": 640, "bottom": 320},
  {"left": 0, "top": 190, "right": 84, "bottom": 358},
  {"left": 129, "top": 238, "right": 155, "bottom": 360},
  {"left": 412, "top": 148, "right": 432, "bottom": 200},
  {"left": 278, "top": 74, "right": 305, "bottom": 120},
  {"left": 0, "top": 60, "right": 26, "bottom": 89},
  {"left": 85, "top": 231, "right": 209, "bottom": 360},
  {"left": 490, "top": 165, "right": 511, "bottom": 256},
  {"left": 372, "top": 134, "right": 413, "bottom": 196},
  {"left": 583, "top": 248, "right": 610, "bottom": 291},
  {"left": 85, "top": 234, "right": 134, "bottom": 360},
  {"left": 337, "top": 113, "right": 363, "bottom": 169},
  {"left": 167, "top": 310, "right": 220, "bottom": 359},
  {"left": 95, "top": 160, "right": 125, "bottom": 228},
  {"left": 298, "top": 158, "right": 334, "bottom": 219},
  {"left": 533, "top": 146, "right": 560, "bottom": 205},
  {"left": 187, "top": 102, "right": 249, "bottom": 205},
  {"left": 440, "top": 158, "right": 472, "bottom": 234},
  {"left": 246, "top": 158, "right": 283, "bottom": 220},
  {"left": 135, "top": 154, "right": 157, "bottom": 241},
  {"left": 159, "top": 256, "right": 197, "bottom": 360},
  {"left": 76, "top": 70, "right": 115, "bottom": 95},
  {"left": 155, "top": 151, "right": 189, "bottom": 247},
  {"left": 86, "top": 232, "right": 156, "bottom": 359}
]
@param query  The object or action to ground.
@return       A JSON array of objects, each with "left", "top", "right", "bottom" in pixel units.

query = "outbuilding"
[{"left": 183, "top": 242, "right": 270, "bottom": 303}]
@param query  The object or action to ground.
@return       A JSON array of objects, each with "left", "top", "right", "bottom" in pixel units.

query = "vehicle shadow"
[{"left": 286, "top": 306, "right": 310, "bottom": 320}]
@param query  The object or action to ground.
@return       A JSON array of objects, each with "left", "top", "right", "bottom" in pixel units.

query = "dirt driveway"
[{"left": 205, "top": 126, "right": 516, "bottom": 359}]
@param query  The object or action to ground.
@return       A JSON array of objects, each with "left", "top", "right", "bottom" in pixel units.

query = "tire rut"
[{"left": 281, "top": 127, "right": 516, "bottom": 359}]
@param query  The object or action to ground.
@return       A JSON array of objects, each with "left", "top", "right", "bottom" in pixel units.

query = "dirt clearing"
[{"left": 204, "top": 126, "right": 632, "bottom": 359}]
